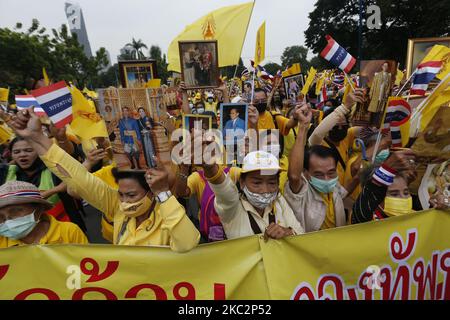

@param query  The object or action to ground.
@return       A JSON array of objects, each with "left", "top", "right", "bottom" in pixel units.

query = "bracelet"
[
  {"left": 372, "top": 164, "right": 397, "bottom": 186},
  {"left": 205, "top": 166, "right": 223, "bottom": 184}
]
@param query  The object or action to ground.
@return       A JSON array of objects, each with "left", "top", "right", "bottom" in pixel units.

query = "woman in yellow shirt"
[
  {"left": 0, "top": 181, "right": 87, "bottom": 248},
  {"left": 7, "top": 109, "right": 200, "bottom": 252}
]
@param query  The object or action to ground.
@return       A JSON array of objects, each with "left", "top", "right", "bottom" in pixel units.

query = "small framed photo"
[
  {"left": 283, "top": 74, "right": 304, "bottom": 102},
  {"left": 182, "top": 114, "right": 212, "bottom": 134},
  {"left": 179, "top": 40, "right": 220, "bottom": 90},
  {"left": 360, "top": 60, "right": 397, "bottom": 88},
  {"left": 406, "top": 37, "right": 450, "bottom": 78},
  {"left": 220, "top": 103, "right": 248, "bottom": 146},
  {"left": 118, "top": 60, "right": 158, "bottom": 88}
]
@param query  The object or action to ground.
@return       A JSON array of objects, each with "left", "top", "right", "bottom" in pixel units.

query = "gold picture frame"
[
  {"left": 406, "top": 37, "right": 450, "bottom": 78},
  {"left": 118, "top": 60, "right": 158, "bottom": 88}
]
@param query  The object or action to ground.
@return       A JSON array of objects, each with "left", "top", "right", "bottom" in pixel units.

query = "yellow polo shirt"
[
  {"left": 0, "top": 214, "right": 88, "bottom": 248},
  {"left": 256, "top": 111, "right": 290, "bottom": 136}
]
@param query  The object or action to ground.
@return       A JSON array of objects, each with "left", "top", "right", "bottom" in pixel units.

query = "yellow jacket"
[{"left": 40, "top": 144, "right": 200, "bottom": 252}]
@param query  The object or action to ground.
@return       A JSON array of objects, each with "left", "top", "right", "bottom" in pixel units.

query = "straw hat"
[{"left": 0, "top": 181, "right": 52, "bottom": 210}]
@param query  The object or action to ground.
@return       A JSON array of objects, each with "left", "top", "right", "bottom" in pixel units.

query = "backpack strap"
[
  {"left": 247, "top": 211, "right": 276, "bottom": 235},
  {"left": 324, "top": 137, "right": 347, "bottom": 171}
]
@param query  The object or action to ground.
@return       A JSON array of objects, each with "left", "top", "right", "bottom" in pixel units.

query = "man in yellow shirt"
[
  {"left": 0, "top": 180, "right": 87, "bottom": 248},
  {"left": 6, "top": 109, "right": 200, "bottom": 252}
]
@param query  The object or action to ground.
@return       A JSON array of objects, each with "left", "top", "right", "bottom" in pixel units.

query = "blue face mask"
[
  {"left": 375, "top": 149, "right": 390, "bottom": 164},
  {"left": 0, "top": 211, "right": 38, "bottom": 240},
  {"left": 309, "top": 176, "right": 338, "bottom": 194}
]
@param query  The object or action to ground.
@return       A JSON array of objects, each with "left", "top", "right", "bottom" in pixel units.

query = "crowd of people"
[{"left": 0, "top": 69, "right": 448, "bottom": 252}]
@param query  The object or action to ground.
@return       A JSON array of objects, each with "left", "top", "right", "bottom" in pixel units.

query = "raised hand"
[
  {"left": 247, "top": 104, "right": 259, "bottom": 129},
  {"left": 344, "top": 88, "right": 366, "bottom": 109},
  {"left": 3, "top": 108, "right": 43, "bottom": 139},
  {"left": 293, "top": 102, "right": 312, "bottom": 128},
  {"left": 382, "top": 149, "right": 417, "bottom": 173},
  {"left": 145, "top": 156, "right": 170, "bottom": 195}
]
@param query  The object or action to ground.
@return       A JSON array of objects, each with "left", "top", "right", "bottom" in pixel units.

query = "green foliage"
[
  {"left": 149, "top": 45, "right": 169, "bottom": 84},
  {"left": 281, "top": 46, "right": 310, "bottom": 71},
  {"left": 125, "top": 38, "right": 148, "bottom": 60},
  {"left": 305, "top": 0, "right": 450, "bottom": 69},
  {"left": 0, "top": 19, "right": 108, "bottom": 99}
]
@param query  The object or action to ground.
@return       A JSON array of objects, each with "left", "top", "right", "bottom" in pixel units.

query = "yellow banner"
[
  {"left": 301, "top": 67, "right": 317, "bottom": 96},
  {"left": 0, "top": 210, "right": 449, "bottom": 300},
  {"left": 254, "top": 21, "right": 266, "bottom": 66}
]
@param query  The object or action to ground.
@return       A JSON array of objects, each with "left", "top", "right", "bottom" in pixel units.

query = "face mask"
[
  {"left": 261, "top": 144, "right": 281, "bottom": 158},
  {"left": 243, "top": 186, "right": 278, "bottom": 210},
  {"left": 323, "top": 106, "right": 332, "bottom": 113},
  {"left": 255, "top": 103, "right": 267, "bottom": 114},
  {"left": 375, "top": 149, "right": 390, "bottom": 164},
  {"left": 384, "top": 196, "right": 413, "bottom": 217},
  {"left": 208, "top": 98, "right": 213, "bottom": 103},
  {"left": 309, "top": 176, "right": 338, "bottom": 194},
  {"left": 329, "top": 126, "right": 348, "bottom": 142},
  {"left": 119, "top": 194, "right": 152, "bottom": 218},
  {"left": 0, "top": 210, "right": 38, "bottom": 240}
]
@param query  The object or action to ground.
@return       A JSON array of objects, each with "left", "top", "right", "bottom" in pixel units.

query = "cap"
[
  {"left": 241, "top": 151, "right": 282, "bottom": 175},
  {"left": 0, "top": 181, "right": 53, "bottom": 210}
]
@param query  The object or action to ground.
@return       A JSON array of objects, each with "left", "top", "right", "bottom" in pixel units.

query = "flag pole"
[
  {"left": 250, "top": 65, "right": 256, "bottom": 104},
  {"left": 396, "top": 70, "right": 416, "bottom": 97},
  {"left": 343, "top": 72, "right": 356, "bottom": 92}
]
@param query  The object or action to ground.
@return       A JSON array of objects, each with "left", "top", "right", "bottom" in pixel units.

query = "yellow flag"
[
  {"left": 0, "top": 88, "right": 9, "bottom": 101},
  {"left": 167, "top": 2, "right": 254, "bottom": 72},
  {"left": 42, "top": 68, "right": 50, "bottom": 86},
  {"left": 342, "top": 76, "right": 352, "bottom": 105},
  {"left": 395, "top": 69, "right": 404, "bottom": 86},
  {"left": 420, "top": 45, "right": 450, "bottom": 80},
  {"left": 254, "top": 21, "right": 266, "bottom": 66},
  {"left": 418, "top": 76, "right": 450, "bottom": 132},
  {"left": 282, "top": 63, "right": 301, "bottom": 78},
  {"left": 301, "top": 67, "right": 317, "bottom": 96},
  {"left": 69, "top": 86, "right": 108, "bottom": 141},
  {"left": 82, "top": 87, "right": 98, "bottom": 99},
  {"left": 315, "top": 73, "right": 325, "bottom": 96},
  {"left": 144, "top": 79, "right": 161, "bottom": 88},
  {"left": 0, "top": 123, "right": 14, "bottom": 144}
]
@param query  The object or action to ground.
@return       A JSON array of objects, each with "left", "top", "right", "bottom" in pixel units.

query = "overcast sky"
[{"left": 0, "top": 0, "right": 316, "bottom": 66}]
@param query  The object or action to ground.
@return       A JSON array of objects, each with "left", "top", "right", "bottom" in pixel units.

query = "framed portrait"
[
  {"left": 220, "top": 103, "right": 248, "bottom": 146},
  {"left": 360, "top": 60, "right": 397, "bottom": 88},
  {"left": 118, "top": 60, "right": 158, "bottom": 88},
  {"left": 406, "top": 37, "right": 450, "bottom": 78},
  {"left": 179, "top": 40, "right": 220, "bottom": 90},
  {"left": 182, "top": 114, "right": 212, "bottom": 134},
  {"left": 283, "top": 74, "right": 304, "bottom": 102}
]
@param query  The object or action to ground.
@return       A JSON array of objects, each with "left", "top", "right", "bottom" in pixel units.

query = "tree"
[
  {"left": 281, "top": 46, "right": 310, "bottom": 71},
  {"left": 0, "top": 19, "right": 108, "bottom": 97},
  {"left": 263, "top": 62, "right": 282, "bottom": 76},
  {"left": 149, "top": 45, "right": 169, "bottom": 83},
  {"left": 305, "top": 0, "right": 450, "bottom": 69},
  {"left": 125, "top": 38, "right": 148, "bottom": 60}
]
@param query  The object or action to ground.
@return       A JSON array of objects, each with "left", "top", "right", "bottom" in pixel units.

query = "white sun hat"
[{"left": 241, "top": 151, "right": 283, "bottom": 175}]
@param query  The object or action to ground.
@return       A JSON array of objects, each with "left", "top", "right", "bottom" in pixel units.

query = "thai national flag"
[
  {"left": 30, "top": 81, "right": 73, "bottom": 128},
  {"left": 410, "top": 61, "right": 443, "bottom": 96},
  {"left": 320, "top": 35, "right": 356, "bottom": 74},
  {"left": 332, "top": 74, "right": 345, "bottom": 89},
  {"left": 383, "top": 97, "right": 412, "bottom": 147},
  {"left": 15, "top": 95, "right": 47, "bottom": 116},
  {"left": 317, "top": 84, "right": 328, "bottom": 109}
]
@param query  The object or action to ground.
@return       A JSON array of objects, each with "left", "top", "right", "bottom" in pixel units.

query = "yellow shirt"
[
  {"left": 40, "top": 143, "right": 200, "bottom": 252},
  {"left": 323, "top": 127, "right": 358, "bottom": 186},
  {"left": 343, "top": 154, "right": 362, "bottom": 201},
  {"left": 257, "top": 111, "right": 290, "bottom": 136},
  {"left": 0, "top": 214, "right": 88, "bottom": 248},
  {"left": 92, "top": 164, "right": 117, "bottom": 243}
]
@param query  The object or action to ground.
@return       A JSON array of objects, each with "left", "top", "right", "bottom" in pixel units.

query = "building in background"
[{"left": 65, "top": 2, "right": 93, "bottom": 58}]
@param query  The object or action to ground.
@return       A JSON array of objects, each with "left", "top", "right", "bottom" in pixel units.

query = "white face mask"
[
  {"left": 0, "top": 210, "right": 38, "bottom": 240},
  {"left": 243, "top": 186, "right": 278, "bottom": 210}
]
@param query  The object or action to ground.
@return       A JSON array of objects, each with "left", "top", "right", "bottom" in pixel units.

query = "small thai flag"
[
  {"left": 332, "top": 74, "right": 345, "bottom": 89},
  {"left": 410, "top": 61, "right": 443, "bottom": 96},
  {"left": 317, "top": 84, "right": 328, "bottom": 109},
  {"left": 15, "top": 95, "right": 46, "bottom": 116},
  {"left": 320, "top": 35, "right": 356, "bottom": 74},
  {"left": 383, "top": 97, "right": 412, "bottom": 147},
  {"left": 30, "top": 81, "right": 73, "bottom": 128}
]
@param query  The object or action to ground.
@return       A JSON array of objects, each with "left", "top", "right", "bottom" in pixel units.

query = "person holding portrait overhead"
[
  {"left": 118, "top": 107, "right": 142, "bottom": 170},
  {"left": 368, "top": 62, "right": 392, "bottom": 126},
  {"left": 137, "top": 107, "right": 156, "bottom": 169}
]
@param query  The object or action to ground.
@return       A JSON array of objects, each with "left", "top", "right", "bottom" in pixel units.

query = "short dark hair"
[
  {"left": 304, "top": 145, "right": 338, "bottom": 171},
  {"left": 112, "top": 168, "right": 150, "bottom": 192},
  {"left": 254, "top": 88, "right": 267, "bottom": 96}
]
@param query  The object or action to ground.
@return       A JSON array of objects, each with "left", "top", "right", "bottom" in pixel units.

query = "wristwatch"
[{"left": 155, "top": 190, "right": 172, "bottom": 203}]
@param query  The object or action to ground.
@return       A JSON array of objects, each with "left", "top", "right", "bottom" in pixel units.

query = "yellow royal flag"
[
  {"left": 420, "top": 45, "right": 450, "bottom": 80},
  {"left": 69, "top": 86, "right": 108, "bottom": 141},
  {"left": 342, "top": 76, "right": 352, "bottom": 106},
  {"left": 254, "top": 21, "right": 266, "bottom": 66},
  {"left": 395, "top": 69, "right": 404, "bottom": 86},
  {"left": 42, "top": 67, "right": 50, "bottom": 86},
  {"left": 167, "top": 2, "right": 254, "bottom": 72},
  {"left": 0, "top": 88, "right": 9, "bottom": 101},
  {"left": 82, "top": 87, "right": 98, "bottom": 99},
  {"left": 301, "top": 67, "right": 317, "bottom": 96},
  {"left": 315, "top": 73, "right": 325, "bottom": 96},
  {"left": 144, "top": 79, "right": 161, "bottom": 88},
  {"left": 282, "top": 63, "right": 301, "bottom": 78},
  {"left": 418, "top": 75, "right": 450, "bottom": 132}
]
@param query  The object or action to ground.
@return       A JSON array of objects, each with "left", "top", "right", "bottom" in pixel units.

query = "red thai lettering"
[
  {"left": 72, "top": 287, "right": 117, "bottom": 300},
  {"left": 413, "top": 255, "right": 438, "bottom": 300},
  {"left": 0, "top": 265, "right": 9, "bottom": 280},
  {"left": 125, "top": 284, "right": 168, "bottom": 300},
  {"left": 291, "top": 282, "right": 316, "bottom": 300},
  {"left": 15, "top": 288, "right": 59, "bottom": 300},
  {"left": 358, "top": 271, "right": 374, "bottom": 300},
  {"left": 390, "top": 229, "right": 417, "bottom": 262},
  {"left": 173, "top": 282, "right": 196, "bottom": 300},
  {"left": 389, "top": 264, "right": 411, "bottom": 300},
  {"left": 439, "top": 250, "right": 450, "bottom": 300},
  {"left": 214, "top": 283, "right": 226, "bottom": 300},
  {"left": 79, "top": 258, "right": 119, "bottom": 282},
  {"left": 317, "top": 275, "right": 344, "bottom": 300}
]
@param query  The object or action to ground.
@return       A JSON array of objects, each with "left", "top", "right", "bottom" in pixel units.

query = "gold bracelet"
[{"left": 205, "top": 166, "right": 223, "bottom": 184}]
